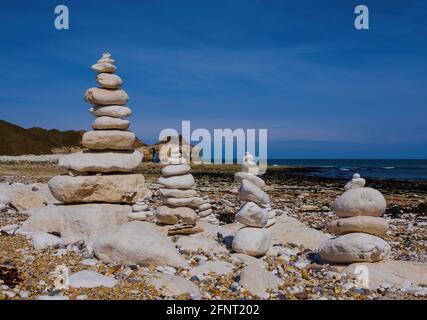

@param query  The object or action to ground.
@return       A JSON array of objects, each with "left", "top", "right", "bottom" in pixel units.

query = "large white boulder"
[
  {"left": 319, "top": 233, "right": 391, "bottom": 264},
  {"left": 90, "top": 221, "right": 187, "bottom": 268},
  {"left": 158, "top": 174, "right": 195, "bottom": 189},
  {"left": 22, "top": 204, "right": 130, "bottom": 243},
  {"left": 239, "top": 265, "right": 283, "bottom": 298},
  {"left": 84, "top": 87, "right": 129, "bottom": 105},
  {"left": 333, "top": 187, "right": 387, "bottom": 217},
  {"left": 48, "top": 174, "right": 149, "bottom": 204},
  {"left": 234, "top": 172, "right": 265, "bottom": 188},
  {"left": 59, "top": 150, "right": 142, "bottom": 173},
  {"left": 327, "top": 216, "right": 389, "bottom": 237},
  {"left": 232, "top": 227, "right": 272, "bottom": 257},
  {"left": 238, "top": 180, "right": 270, "bottom": 206},
  {"left": 82, "top": 130, "right": 135, "bottom": 150},
  {"left": 235, "top": 202, "right": 268, "bottom": 227}
]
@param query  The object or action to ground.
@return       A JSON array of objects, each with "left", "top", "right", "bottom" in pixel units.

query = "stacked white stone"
[
  {"left": 232, "top": 152, "right": 272, "bottom": 257},
  {"left": 319, "top": 173, "right": 391, "bottom": 263},
  {"left": 156, "top": 146, "right": 209, "bottom": 226},
  {"left": 49, "top": 53, "right": 149, "bottom": 204}
]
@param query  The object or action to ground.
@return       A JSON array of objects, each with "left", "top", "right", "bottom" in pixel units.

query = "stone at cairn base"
[
  {"left": 59, "top": 150, "right": 143, "bottom": 173},
  {"left": 48, "top": 174, "right": 150, "bottom": 204},
  {"left": 232, "top": 227, "right": 272, "bottom": 257},
  {"left": 319, "top": 233, "right": 391, "bottom": 264}
]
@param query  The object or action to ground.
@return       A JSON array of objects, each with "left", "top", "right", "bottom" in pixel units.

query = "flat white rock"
[
  {"left": 176, "top": 235, "right": 228, "bottom": 255},
  {"left": 158, "top": 174, "right": 195, "bottom": 189},
  {"left": 32, "top": 232, "right": 63, "bottom": 251},
  {"left": 69, "top": 270, "right": 118, "bottom": 288},
  {"left": 59, "top": 150, "right": 142, "bottom": 173},
  {"left": 327, "top": 216, "right": 389, "bottom": 237},
  {"left": 189, "top": 261, "right": 234, "bottom": 281},
  {"left": 164, "top": 196, "right": 207, "bottom": 208},
  {"left": 146, "top": 273, "right": 201, "bottom": 299},
  {"left": 84, "top": 87, "right": 129, "bottom": 106},
  {"left": 161, "top": 164, "right": 191, "bottom": 176},
  {"left": 92, "top": 116, "right": 129, "bottom": 130},
  {"left": 82, "top": 130, "right": 135, "bottom": 150},
  {"left": 159, "top": 188, "right": 197, "bottom": 198},
  {"left": 319, "top": 233, "right": 391, "bottom": 263},
  {"left": 23, "top": 204, "right": 130, "bottom": 244},
  {"left": 239, "top": 265, "right": 283, "bottom": 298},
  {"left": 90, "top": 105, "right": 132, "bottom": 118}
]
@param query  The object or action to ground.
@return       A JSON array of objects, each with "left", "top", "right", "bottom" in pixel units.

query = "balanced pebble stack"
[
  {"left": 319, "top": 173, "right": 391, "bottom": 263},
  {"left": 50, "top": 53, "right": 149, "bottom": 204},
  {"left": 232, "top": 152, "right": 272, "bottom": 257},
  {"left": 156, "top": 146, "right": 210, "bottom": 225}
]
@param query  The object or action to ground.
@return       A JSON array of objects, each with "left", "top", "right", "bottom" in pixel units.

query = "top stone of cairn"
[
  {"left": 242, "top": 152, "right": 259, "bottom": 176},
  {"left": 91, "top": 52, "right": 117, "bottom": 74}
]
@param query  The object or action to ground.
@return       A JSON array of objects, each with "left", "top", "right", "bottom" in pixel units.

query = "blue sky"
[{"left": 0, "top": 0, "right": 426, "bottom": 158}]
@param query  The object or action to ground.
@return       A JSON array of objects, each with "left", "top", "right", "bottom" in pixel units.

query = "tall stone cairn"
[
  {"left": 155, "top": 146, "right": 212, "bottom": 226},
  {"left": 318, "top": 173, "right": 391, "bottom": 263},
  {"left": 49, "top": 52, "right": 150, "bottom": 204},
  {"left": 231, "top": 152, "right": 273, "bottom": 257}
]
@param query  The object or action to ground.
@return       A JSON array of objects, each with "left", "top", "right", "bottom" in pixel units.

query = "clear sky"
[{"left": 0, "top": 0, "right": 426, "bottom": 158}]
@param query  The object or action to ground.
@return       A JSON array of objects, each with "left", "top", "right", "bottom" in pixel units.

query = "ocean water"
[{"left": 268, "top": 159, "right": 427, "bottom": 181}]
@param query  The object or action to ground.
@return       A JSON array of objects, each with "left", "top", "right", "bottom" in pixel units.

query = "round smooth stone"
[
  {"left": 96, "top": 73, "right": 123, "bottom": 89},
  {"left": 84, "top": 88, "right": 129, "bottom": 106},
  {"left": 161, "top": 165, "right": 191, "bottom": 177},
  {"left": 90, "top": 106, "right": 132, "bottom": 119},
  {"left": 59, "top": 150, "right": 143, "bottom": 173},
  {"left": 159, "top": 188, "right": 197, "bottom": 198},
  {"left": 82, "top": 130, "right": 135, "bottom": 150},
  {"left": 319, "top": 233, "right": 391, "bottom": 264},
  {"left": 327, "top": 216, "right": 389, "bottom": 237},
  {"left": 91, "top": 63, "right": 116, "bottom": 73},
  {"left": 232, "top": 227, "right": 272, "bottom": 257},
  {"left": 333, "top": 187, "right": 387, "bottom": 217},
  {"left": 158, "top": 174, "right": 195, "bottom": 189},
  {"left": 92, "top": 116, "right": 130, "bottom": 130},
  {"left": 164, "top": 197, "right": 207, "bottom": 207}
]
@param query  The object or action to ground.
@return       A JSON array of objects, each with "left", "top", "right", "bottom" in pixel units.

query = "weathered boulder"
[
  {"left": 232, "top": 227, "right": 272, "bottom": 257},
  {"left": 90, "top": 221, "right": 187, "bottom": 268},
  {"left": 22, "top": 204, "right": 130, "bottom": 243}
]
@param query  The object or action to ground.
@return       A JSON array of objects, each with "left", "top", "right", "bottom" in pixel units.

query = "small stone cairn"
[
  {"left": 50, "top": 52, "right": 150, "bottom": 204},
  {"left": 319, "top": 173, "right": 391, "bottom": 263},
  {"left": 231, "top": 152, "right": 273, "bottom": 257},
  {"left": 155, "top": 146, "right": 212, "bottom": 226}
]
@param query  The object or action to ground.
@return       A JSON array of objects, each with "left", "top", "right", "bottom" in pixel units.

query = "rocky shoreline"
[{"left": 1, "top": 158, "right": 426, "bottom": 300}]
